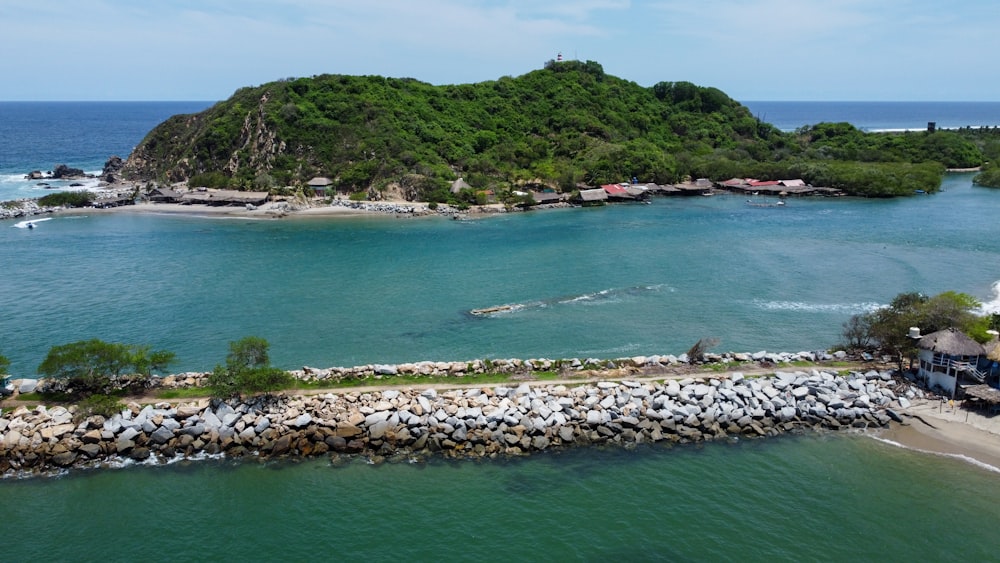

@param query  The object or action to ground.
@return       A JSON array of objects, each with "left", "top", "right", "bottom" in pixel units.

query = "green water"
[
  {"left": 1, "top": 434, "right": 997, "bottom": 561},
  {"left": 2, "top": 174, "right": 998, "bottom": 376},
  {"left": 3, "top": 174, "right": 1000, "bottom": 559}
]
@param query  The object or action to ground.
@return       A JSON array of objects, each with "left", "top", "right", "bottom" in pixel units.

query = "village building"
[
  {"left": 450, "top": 177, "right": 472, "bottom": 194},
  {"left": 147, "top": 187, "right": 185, "bottom": 203},
  {"left": 914, "top": 327, "right": 987, "bottom": 398},
  {"left": 179, "top": 189, "right": 269, "bottom": 207},
  {"left": 92, "top": 195, "right": 134, "bottom": 209},
  {"left": 576, "top": 188, "right": 608, "bottom": 205},
  {"left": 307, "top": 177, "right": 333, "bottom": 197},
  {"left": 600, "top": 183, "right": 634, "bottom": 200},
  {"left": 531, "top": 191, "right": 562, "bottom": 205}
]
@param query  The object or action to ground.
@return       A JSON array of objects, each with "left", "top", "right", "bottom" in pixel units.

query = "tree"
[
  {"left": 37, "top": 339, "right": 175, "bottom": 397},
  {"left": 842, "top": 291, "right": 989, "bottom": 369},
  {"left": 0, "top": 352, "right": 9, "bottom": 376},
  {"left": 208, "top": 337, "right": 291, "bottom": 399}
]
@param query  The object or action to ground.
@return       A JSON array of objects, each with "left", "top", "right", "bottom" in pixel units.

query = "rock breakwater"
[{"left": 1, "top": 368, "right": 921, "bottom": 478}]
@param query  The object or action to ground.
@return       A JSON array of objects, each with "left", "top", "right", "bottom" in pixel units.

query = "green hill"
[{"left": 122, "top": 60, "right": 983, "bottom": 199}]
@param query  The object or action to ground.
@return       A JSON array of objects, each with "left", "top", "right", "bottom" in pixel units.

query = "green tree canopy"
[
  {"left": 208, "top": 336, "right": 291, "bottom": 399},
  {"left": 842, "top": 291, "right": 990, "bottom": 367},
  {"left": 37, "top": 339, "right": 175, "bottom": 397}
]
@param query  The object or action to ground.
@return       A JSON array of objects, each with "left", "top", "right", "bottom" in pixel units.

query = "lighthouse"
[{"left": 557, "top": 52, "right": 563, "bottom": 62}]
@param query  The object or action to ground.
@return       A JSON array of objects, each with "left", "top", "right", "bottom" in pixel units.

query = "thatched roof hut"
[
  {"left": 149, "top": 187, "right": 185, "bottom": 203},
  {"left": 180, "top": 189, "right": 269, "bottom": 206},
  {"left": 450, "top": 177, "right": 472, "bottom": 194},
  {"left": 917, "top": 327, "right": 986, "bottom": 356},
  {"left": 985, "top": 337, "right": 1000, "bottom": 362},
  {"left": 963, "top": 384, "right": 1000, "bottom": 405}
]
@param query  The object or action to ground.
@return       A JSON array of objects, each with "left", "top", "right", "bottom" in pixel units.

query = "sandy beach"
[{"left": 877, "top": 397, "right": 1000, "bottom": 472}]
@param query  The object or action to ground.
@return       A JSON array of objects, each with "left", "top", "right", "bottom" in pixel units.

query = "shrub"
[
  {"left": 188, "top": 171, "right": 232, "bottom": 189},
  {"left": 75, "top": 394, "right": 125, "bottom": 421},
  {"left": 38, "top": 191, "right": 94, "bottom": 208},
  {"left": 37, "top": 339, "right": 174, "bottom": 398},
  {"left": 208, "top": 336, "right": 292, "bottom": 399}
]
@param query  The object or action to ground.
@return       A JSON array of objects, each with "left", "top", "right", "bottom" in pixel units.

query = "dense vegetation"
[
  {"left": 37, "top": 191, "right": 94, "bottom": 208},
  {"left": 973, "top": 162, "right": 1000, "bottom": 188},
  {"left": 116, "top": 60, "right": 983, "bottom": 199},
  {"left": 841, "top": 291, "right": 998, "bottom": 368},
  {"left": 37, "top": 339, "right": 175, "bottom": 398}
]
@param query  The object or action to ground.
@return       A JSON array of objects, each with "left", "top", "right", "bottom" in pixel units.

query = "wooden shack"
[{"left": 180, "top": 189, "right": 269, "bottom": 206}]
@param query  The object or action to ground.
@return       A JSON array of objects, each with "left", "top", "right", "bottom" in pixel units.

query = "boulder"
[
  {"left": 52, "top": 164, "right": 86, "bottom": 178},
  {"left": 150, "top": 426, "right": 174, "bottom": 445},
  {"left": 51, "top": 451, "right": 78, "bottom": 467}
]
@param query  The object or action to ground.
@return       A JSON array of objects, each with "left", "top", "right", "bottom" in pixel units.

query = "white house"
[{"left": 915, "top": 327, "right": 986, "bottom": 397}]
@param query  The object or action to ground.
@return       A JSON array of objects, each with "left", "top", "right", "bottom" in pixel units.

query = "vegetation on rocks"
[
  {"left": 121, "top": 60, "right": 982, "bottom": 199},
  {"left": 207, "top": 336, "right": 293, "bottom": 399},
  {"left": 36, "top": 339, "right": 175, "bottom": 398},
  {"left": 37, "top": 191, "right": 94, "bottom": 208}
]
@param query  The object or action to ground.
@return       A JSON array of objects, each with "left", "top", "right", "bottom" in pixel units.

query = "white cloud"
[{"left": 0, "top": 0, "right": 997, "bottom": 100}]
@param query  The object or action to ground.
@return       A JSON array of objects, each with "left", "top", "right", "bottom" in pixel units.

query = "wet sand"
[{"left": 876, "top": 398, "right": 1000, "bottom": 472}]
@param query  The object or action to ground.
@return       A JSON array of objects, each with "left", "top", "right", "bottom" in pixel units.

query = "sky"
[{"left": 1, "top": 0, "right": 998, "bottom": 102}]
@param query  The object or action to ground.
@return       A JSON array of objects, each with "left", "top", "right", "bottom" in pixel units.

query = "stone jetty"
[{"left": 0, "top": 366, "right": 923, "bottom": 478}]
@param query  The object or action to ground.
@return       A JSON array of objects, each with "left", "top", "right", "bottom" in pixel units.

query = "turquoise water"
[
  {"left": 4, "top": 102, "right": 1000, "bottom": 559},
  {"left": 2, "top": 173, "right": 999, "bottom": 375},
  {"left": 2, "top": 434, "right": 998, "bottom": 561}
]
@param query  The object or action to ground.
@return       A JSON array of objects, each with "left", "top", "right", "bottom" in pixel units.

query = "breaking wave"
[
  {"left": 470, "top": 284, "right": 671, "bottom": 317},
  {"left": 752, "top": 299, "right": 884, "bottom": 314},
  {"left": 978, "top": 279, "right": 1000, "bottom": 315},
  {"left": 869, "top": 435, "right": 1000, "bottom": 474}
]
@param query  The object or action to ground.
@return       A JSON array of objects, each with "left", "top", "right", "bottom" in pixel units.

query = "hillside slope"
[{"left": 122, "top": 60, "right": 982, "bottom": 199}]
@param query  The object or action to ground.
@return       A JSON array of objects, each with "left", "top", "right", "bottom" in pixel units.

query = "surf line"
[{"left": 468, "top": 285, "right": 667, "bottom": 317}]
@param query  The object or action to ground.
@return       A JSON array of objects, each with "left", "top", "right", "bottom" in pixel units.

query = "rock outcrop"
[
  {"left": 51, "top": 164, "right": 87, "bottom": 179},
  {"left": 101, "top": 156, "right": 125, "bottom": 183}
]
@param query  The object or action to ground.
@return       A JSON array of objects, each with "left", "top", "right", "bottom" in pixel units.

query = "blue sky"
[{"left": 2, "top": 0, "right": 997, "bottom": 101}]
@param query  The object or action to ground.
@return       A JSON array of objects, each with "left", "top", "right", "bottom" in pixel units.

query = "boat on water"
[{"left": 13, "top": 217, "right": 52, "bottom": 229}]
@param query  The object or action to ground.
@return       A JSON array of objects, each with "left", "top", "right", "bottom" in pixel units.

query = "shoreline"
[
  {"left": 0, "top": 362, "right": 952, "bottom": 479},
  {"left": 5, "top": 356, "right": 1000, "bottom": 478},
  {"left": 874, "top": 398, "right": 1000, "bottom": 471}
]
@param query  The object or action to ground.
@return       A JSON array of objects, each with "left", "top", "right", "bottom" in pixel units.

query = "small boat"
[{"left": 26, "top": 222, "right": 34, "bottom": 229}]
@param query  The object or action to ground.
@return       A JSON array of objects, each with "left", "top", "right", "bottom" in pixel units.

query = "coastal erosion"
[{"left": 0, "top": 367, "right": 915, "bottom": 478}]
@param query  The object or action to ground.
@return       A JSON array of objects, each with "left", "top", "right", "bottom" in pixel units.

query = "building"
[
  {"left": 180, "top": 189, "right": 269, "bottom": 207},
  {"left": 148, "top": 187, "right": 185, "bottom": 203},
  {"left": 307, "top": 177, "right": 333, "bottom": 197},
  {"left": 531, "top": 191, "right": 562, "bottom": 204},
  {"left": 915, "top": 327, "right": 987, "bottom": 397},
  {"left": 576, "top": 188, "right": 608, "bottom": 205}
]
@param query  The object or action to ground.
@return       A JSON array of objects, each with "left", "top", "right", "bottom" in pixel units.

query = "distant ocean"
[
  {"left": 2, "top": 100, "right": 1000, "bottom": 560},
  {"left": 742, "top": 100, "right": 1000, "bottom": 132},
  {"left": 0, "top": 101, "right": 213, "bottom": 202}
]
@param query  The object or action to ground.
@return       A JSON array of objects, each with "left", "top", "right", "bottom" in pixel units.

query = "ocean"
[
  {"left": 2, "top": 101, "right": 999, "bottom": 560},
  {"left": 742, "top": 100, "right": 1000, "bottom": 132}
]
